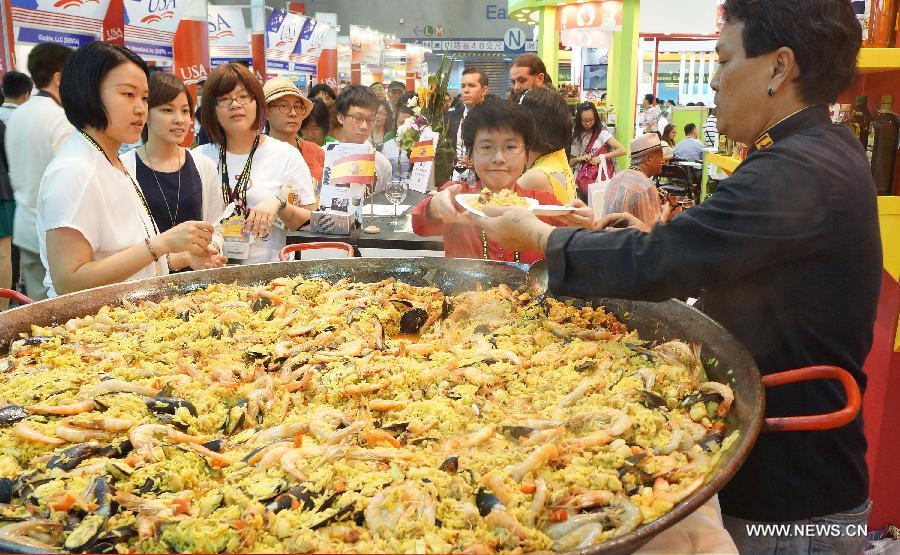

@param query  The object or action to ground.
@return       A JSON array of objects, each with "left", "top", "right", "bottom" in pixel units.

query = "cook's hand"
[
  {"left": 556, "top": 199, "right": 596, "bottom": 228},
  {"left": 426, "top": 183, "right": 469, "bottom": 225},
  {"left": 246, "top": 197, "right": 282, "bottom": 238},
  {"left": 158, "top": 221, "right": 213, "bottom": 256},
  {"left": 474, "top": 206, "right": 555, "bottom": 253},
  {"left": 187, "top": 245, "right": 228, "bottom": 270},
  {"left": 597, "top": 212, "right": 650, "bottom": 233}
]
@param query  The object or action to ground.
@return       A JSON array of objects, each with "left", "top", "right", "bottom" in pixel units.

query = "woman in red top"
[
  {"left": 412, "top": 99, "right": 559, "bottom": 262},
  {"left": 263, "top": 77, "right": 325, "bottom": 184}
]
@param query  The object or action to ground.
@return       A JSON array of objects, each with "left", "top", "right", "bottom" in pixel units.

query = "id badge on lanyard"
[{"left": 221, "top": 214, "right": 252, "bottom": 259}]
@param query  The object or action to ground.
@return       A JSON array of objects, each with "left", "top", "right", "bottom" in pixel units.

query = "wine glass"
[{"left": 385, "top": 179, "right": 409, "bottom": 220}]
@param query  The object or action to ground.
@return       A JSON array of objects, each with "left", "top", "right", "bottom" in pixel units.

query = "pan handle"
[
  {"left": 761, "top": 365, "right": 861, "bottom": 432},
  {"left": 0, "top": 288, "right": 33, "bottom": 306},
  {"left": 279, "top": 242, "right": 355, "bottom": 261}
]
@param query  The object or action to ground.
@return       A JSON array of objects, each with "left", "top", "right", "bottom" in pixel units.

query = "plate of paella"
[
  {"left": 0, "top": 274, "right": 738, "bottom": 554},
  {"left": 456, "top": 190, "right": 539, "bottom": 218}
]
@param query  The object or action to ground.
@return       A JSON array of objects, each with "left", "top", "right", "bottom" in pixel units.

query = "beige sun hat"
[
  {"left": 263, "top": 77, "right": 313, "bottom": 118},
  {"left": 629, "top": 132, "right": 663, "bottom": 156}
]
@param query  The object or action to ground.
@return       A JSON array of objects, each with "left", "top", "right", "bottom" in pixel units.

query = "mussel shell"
[
  {"left": 700, "top": 432, "right": 724, "bottom": 451},
  {"left": 178, "top": 310, "right": 191, "bottom": 322},
  {"left": 0, "top": 477, "right": 12, "bottom": 504},
  {"left": 399, "top": 308, "right": 428, "bottom": 334},
  {"left": 475, "top": 488, "right": 502, "bottom": 517},
  {"left": 23, "top": 336, "right": 54, "bottom": 346},
  {"left": 0, "top": 405, "right": 28, "bottom": 425},
  {"left": 145, "top": 396, "right": 198, "bottom": 418},
  {"left": 223, "top": 400, "right": 247, "bottom": 435},
  {"left": 47, "top": 442, "right": 106, "bottom": 472},
  {"left": 380, "top": 422, "right": 409, "bottom": 434},
  {"left": 243, "top": 477, "right": 287, "bottom": 501},
  {"left": 96, "top": 526, "right": 137, "bottom": 543},
  {"left": 64, "top": 512, "right": 106, "bottom": 552},
  {"left": 501, "top": 426, "right": 534, "bottom": 441},
  {"left": 638, "top": 390, "right": 667, "bottom": 409},
  {"left": 575, "top": 361, "right": 596, "bottom": 373},
  {"left": 202, "top": 439, "right": 225, "bottom": 453},
  {"left": 473, "top": 324, "right": 491, "bottom": 335},
  {"left": 680, "top": 392, "right": 723, "bottom": 408},
  {"left": 210, "top": 325, "right": 223, "bottom": 338},
  {"left": 441, "top": 298, "right": 453, "bottom": 320},
  {"left": 439, "top": 455, "right": 459, "bottom": 473},
  {"left": 252, "top": 296, "right": 272, "bottom": 312},
  {"left": 105, "top": 460, "right": 134, "bottom": 481},
  {"left": 310, "top": 502, "right": 355, "bottom": 529},
  {"left": 265, "top": 484, "right": 332, "bottom": 513}
]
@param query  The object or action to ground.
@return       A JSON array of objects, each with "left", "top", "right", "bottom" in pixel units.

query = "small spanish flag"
[
  {"left": 754, "top": 133, "right": 774, "bottom": 150},
  {"left": 409, "top": 140, "right": 435, "bottom": 163},
  {"left": 329, "top": 153, "right": 376, "bottom": 185}
]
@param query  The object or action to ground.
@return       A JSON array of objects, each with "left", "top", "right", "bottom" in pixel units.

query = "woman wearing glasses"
[
  {"left": 193, "top": 62, "right": 317, "bottom": 265},
  {"left": 570, "top": 101, "right": 625, "bottom": 201},
  {"left": 263, "top": 77, "right": 324, "bottom": 184},
  {"left": 412, "top": 99, "right": 560, "bottom": 262}
]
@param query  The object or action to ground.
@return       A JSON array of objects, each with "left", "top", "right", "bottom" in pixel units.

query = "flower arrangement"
[{"left": 393, "top": 55, "right": 457, "bottom": 184}]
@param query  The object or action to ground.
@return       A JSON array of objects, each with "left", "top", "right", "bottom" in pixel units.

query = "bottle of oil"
[
  {"left": 839, "top": 104, "right": 860, "bottom": 141},
  {"left": 852, "top": 96, "right": 872, "bottom": 148},
  {"left": 868, "top": 95, "right": 899, "bottom": 195}
]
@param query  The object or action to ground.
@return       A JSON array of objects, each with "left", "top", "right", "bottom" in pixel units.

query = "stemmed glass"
[{"left": 385, "top": 179, "right": 409, "bottom": 220}]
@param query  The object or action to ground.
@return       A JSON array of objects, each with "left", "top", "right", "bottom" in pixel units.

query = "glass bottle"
[
  {"left": 839, "top": 104, "right": 860, "bottom": 141},
  {"left": 868, "top": 95, "right": 899, "bottom": 195},
  {"left": 852, "top": 96, "right": 873, "bottom": 148},
  {"left": 866, "top": 0, "right": 899, "bottom": 47}
]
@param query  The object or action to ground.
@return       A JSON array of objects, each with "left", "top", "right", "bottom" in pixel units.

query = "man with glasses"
[
  {"left": 263, "top": 77, "right": 324, "bottom": 184},
  {"left": 333, "top": 85, "right": 391, "bottom": 192},
  {"left": 448, "top": 68, "right": 489, "bottom": 182}
]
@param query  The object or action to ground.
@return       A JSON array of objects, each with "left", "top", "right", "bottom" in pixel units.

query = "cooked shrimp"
[
  {"left": 510, "top": 444, "right": 558, "bottom": 482},
  {"left": 249, "top": 420, "right": 309, "bottom": 444},
  {"left": 115, "top": 491, "right": 173, "bottom": 515},
  {"left": 569, "top": 490, "right": 613, "bottom": 511},
  {"left": 256, "top": 443, "right": 295, "bottom": 469},
  {"left": 129, "top": 424, "right": 207, "bottom": 459},
  {"left": 368, "top": 399, "right": 406, "bottom": 411},
  {"left": 25, "top": 399, "right": 95, "bottom": 416},
  {"left": 363, "top": 429, "right": 401, "bottom": 448},
  {"left": 480, "top": 470, "right": 513, "bottom": 505},
  {"left": 698, "top": 381, "right": 734, "bottom": 417},
  {"left": 327, "top": 419, "right": 368, "bottom": 445},
  {"left": 462, "top": 424, "right": 496, "bottom": 448},
  {"left": 561, "top": 431, "right": 612, "bottom": 453},
  {"left": 558, "top": 377, "right": 599, "bottom": 409},
  {"left": 13, "top": 422, "right": 64, "bottom": 445},
  {"left": 54, "top": 424, "right": 108, "bottom": 443},
  {"left": 364, "top": 483, "right": 436, "bottom": 534},
  {"left": 340, "top": 382, "right": 384, "bottom": 397},
  {"left": 81, "top": 379, "right": 159, "bottom": 398},
  {"left": 65, "top": 415, "right": 135, "bottom": 432},
  {"left": 526, "top": 477, "right": 548, "bottom": 527},
  {"left": 0, "top": 519, "right": 64, "bottom": 550},
  {"left": 660, "top": 420, "right": 683, "bottom": 455},
  {"left": 486, "top": 509, "right": 529, "bottom": 541}
]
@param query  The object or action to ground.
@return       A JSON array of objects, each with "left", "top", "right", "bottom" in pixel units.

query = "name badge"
[{"left": 222, "top": 215, "right": 251, "bottom": 260}]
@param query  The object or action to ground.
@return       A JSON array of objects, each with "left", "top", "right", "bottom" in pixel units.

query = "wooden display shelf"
[
  {"left": 858, "top": 48, "right": 900, "bottom": 73},
  {"left": 705, "top": 151, "right": 741, "bottom": 174}
]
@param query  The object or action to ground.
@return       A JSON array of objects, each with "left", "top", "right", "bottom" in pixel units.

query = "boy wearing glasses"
[
  {"left": 332, "top": 85, "right": 391, "bottom": 193},
  {"left": 412, "top": 99, "right": 560, "bottom": 262}
]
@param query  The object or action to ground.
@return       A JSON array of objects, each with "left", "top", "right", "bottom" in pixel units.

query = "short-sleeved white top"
[
  {"left": 193, "top": 135, "right": 316, "bottom": 265},
  {"left": 38, "top": 132, "right": 168, "bottom": 298}
]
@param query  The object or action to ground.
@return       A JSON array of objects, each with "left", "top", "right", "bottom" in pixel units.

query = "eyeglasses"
[
  {"left": 271, "top": 102, "right": 306, "bottom": 115},
  {"left": 343, "top": 113, "right": 377, "bottom": 126},
  {"left": 473, "top": 143, "right": 526, "bottom": 158},
  {"left": 580, "top": 102, "right": 594, "bottom": 109},
  {"left": 216, "top": 93, "right": 255, "bottom": 108}
]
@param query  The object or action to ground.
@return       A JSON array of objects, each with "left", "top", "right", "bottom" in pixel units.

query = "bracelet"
[
  {"left": 166, "top": 255, "right": 175, "bottom": 274},
  {"left": 144, "top": 238, "right": 159, "bottom": 261}
]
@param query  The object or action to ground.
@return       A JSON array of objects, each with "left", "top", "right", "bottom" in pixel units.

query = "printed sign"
[
  {"left": 320, "top": 143, "right": 377, "bottom": 219},
  {"left": 557, "top": 1, "right": 623, "bottom": 32},
  {"left": 208, "top": 4, "right": 249, "bottom": 58},
  {"left": 266, "top": 8, "right": 305, "bottom": 62},
  {"left": 124, "top": 0, "right": 183, "bottom": 45},
  {"left": 11, "top": 0, "right": 109, "bottom": 36}
]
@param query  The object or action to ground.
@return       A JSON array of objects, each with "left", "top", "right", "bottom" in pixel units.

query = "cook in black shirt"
[{"left": 476, "top": 1, "right": 881, "bottom": 553}]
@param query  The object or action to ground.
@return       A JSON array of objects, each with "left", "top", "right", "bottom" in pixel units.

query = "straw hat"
[
  {"left": 263, "top": 77, "right": 313, "bottom": 118},
  {"left": 630, "top": 133, "right": 662, "bottom": 156}
]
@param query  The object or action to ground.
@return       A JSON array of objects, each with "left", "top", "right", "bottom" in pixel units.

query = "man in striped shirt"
[
  {"left": 600, "top": 133, "right": 664, "bottom": 228},
  {"left": 703, "top": 109, "right": 719, "bottom": 148}
]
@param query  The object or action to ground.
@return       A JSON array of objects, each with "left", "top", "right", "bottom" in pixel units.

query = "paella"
[{"left": 0, "top": 276, "right": 737, "bottom": 553}]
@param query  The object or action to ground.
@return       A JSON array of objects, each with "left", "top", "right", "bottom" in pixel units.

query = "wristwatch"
[{"left": 276, "top": 196, "right": 288, "bottom": 212}]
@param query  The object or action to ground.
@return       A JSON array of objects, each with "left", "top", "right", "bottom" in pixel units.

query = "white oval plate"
[
  {"left": 455, "top": 193, "right": 538, "bottom": 218},
  {"left": 533, "top": 205, "right": 575, "bottom": 217}
]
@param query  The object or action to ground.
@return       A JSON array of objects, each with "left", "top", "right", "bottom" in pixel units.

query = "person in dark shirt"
[{"left": 474, "top": 1, "right": 880, "bottom": 553}]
